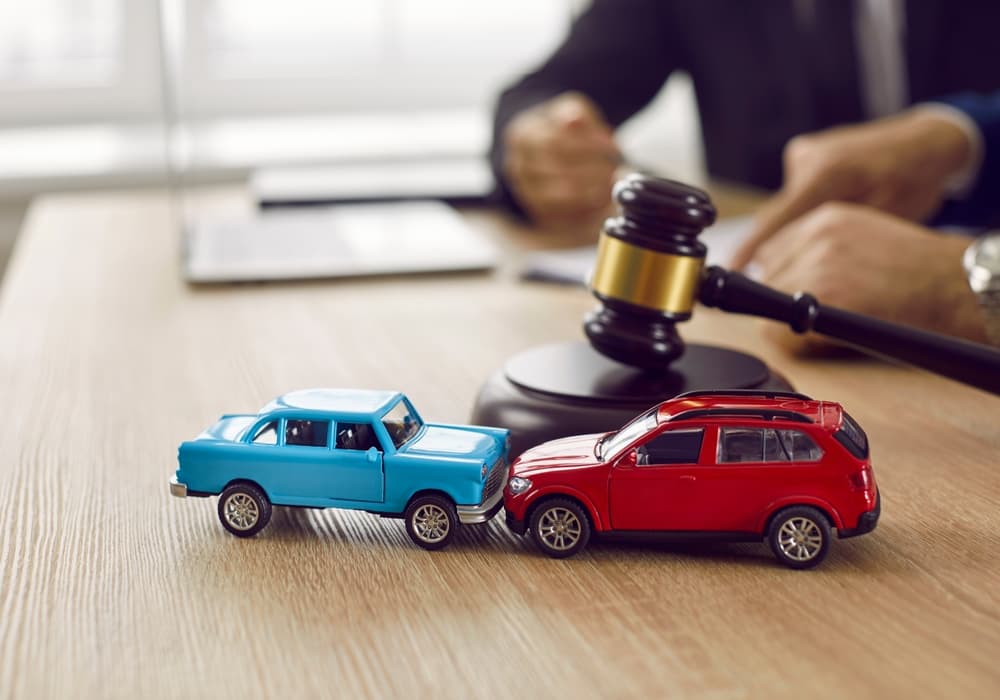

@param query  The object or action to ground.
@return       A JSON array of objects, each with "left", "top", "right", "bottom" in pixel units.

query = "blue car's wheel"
[
  {"left": 218, "top": 483, "right": 272, "bottom": 537},
  {"left": 405, "top": 495, "right": 458, "bottom": 550}
]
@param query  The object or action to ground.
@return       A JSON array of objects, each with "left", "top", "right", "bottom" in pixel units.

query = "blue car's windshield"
[{"left": 381, "top": 399, "right": 424, "bottom": 449}]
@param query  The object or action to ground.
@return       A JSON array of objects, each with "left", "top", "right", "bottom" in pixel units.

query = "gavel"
[
  {"left": 471, "top": 173, "right": 1000, "bottom": 457},
  {"left": 585, "top": 173, "right": 1000, "bottom": 395}
]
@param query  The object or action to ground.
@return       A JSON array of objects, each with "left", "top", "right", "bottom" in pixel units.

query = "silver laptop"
[
  {"left": 183, "top": 200, "right": 497, "bottom": 283},
  {"left": 251, "top": 157, "right": 494, "bottom": 207}
]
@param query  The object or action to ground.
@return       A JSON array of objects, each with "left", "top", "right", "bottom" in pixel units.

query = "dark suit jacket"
[{"left": 491, "top": 0, "right": 1000, "bottom": 222}]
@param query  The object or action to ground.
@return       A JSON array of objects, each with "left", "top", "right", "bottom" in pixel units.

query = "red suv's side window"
[
  {"left": 718, "top": 427, "right": 765, "bottom": 462},
  {"left": 718, "top": 427, "right": 824, "bottom": 463},
  {"left": 636, "top": 429, "right": 704, "bottom": 466},
  {"left": 776, "top": 429, "right": 824, "bottom": 461}
]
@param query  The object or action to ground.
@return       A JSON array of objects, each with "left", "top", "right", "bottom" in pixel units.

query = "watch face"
[
  {"left": 968, "top": 234, "right": 1000, "bottom": 294},
  {"left": 977, "top": 236, "right": 1000, "bottom": 268}
]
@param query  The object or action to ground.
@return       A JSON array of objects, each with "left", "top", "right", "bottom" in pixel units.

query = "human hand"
[
  {"left": 730, "top": 109, "right": 975, "bottom": 270},
  {"left": 752, "top": 203, "right": 986, "bottom": 352},
  {"left": 502, "top": 91, "right": 621, "bottom": 226}
]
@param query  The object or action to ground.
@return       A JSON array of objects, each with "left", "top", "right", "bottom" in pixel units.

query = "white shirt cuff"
[{"left": 915, "top": 103, "right": 985, "bottom": 199}]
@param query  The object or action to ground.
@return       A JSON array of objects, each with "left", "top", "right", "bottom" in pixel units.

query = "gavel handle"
[{"left": 700, "top": 266, "right": 1000, "bottom": 396}]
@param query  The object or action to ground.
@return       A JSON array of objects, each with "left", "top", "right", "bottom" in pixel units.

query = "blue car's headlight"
[{"left": 508, "top": 476, "right": 532, "bottom": 495}]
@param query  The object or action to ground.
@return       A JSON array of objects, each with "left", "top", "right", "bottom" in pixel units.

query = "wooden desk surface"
[{"left": 1, "top": 188, "right": 998, "bottom": 699}]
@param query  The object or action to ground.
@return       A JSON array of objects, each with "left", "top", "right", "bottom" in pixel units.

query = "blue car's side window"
[
  {"left": 335, "top": 422, "right": 381, "bottom": 452},
  {"left": 286, "top": 419, "right": 330, "bottom": 448},
  {"left": 251, "top": 420, "right": 278, "bottom": 445}
]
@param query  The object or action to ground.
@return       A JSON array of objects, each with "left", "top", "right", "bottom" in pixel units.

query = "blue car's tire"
[
  {"left": 405, "top": 495, "right": 458, "bottom": 550},
  {"left": 218, "top": 483, "right": 272, "bottom": 537}
]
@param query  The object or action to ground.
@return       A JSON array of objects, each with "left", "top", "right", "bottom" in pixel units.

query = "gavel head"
[{"left": 584, "top": 173, "right": 716, "bottom": 369}]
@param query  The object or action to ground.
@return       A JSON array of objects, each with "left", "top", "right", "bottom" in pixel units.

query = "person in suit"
[
  {"left": 493, "top": 1, "right": 1000, "bottom": 345},
  {"left": 491, "top": 0, "right": 1000, "bottom": 227}
]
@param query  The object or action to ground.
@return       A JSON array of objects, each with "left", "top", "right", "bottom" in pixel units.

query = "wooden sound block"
[{"left": 471, "top": 340, "right": 793, "bottom": 457}]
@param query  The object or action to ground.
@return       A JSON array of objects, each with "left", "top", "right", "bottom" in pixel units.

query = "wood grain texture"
[{"left": 0, "top": 188, "right": 998, "bottom": 699}]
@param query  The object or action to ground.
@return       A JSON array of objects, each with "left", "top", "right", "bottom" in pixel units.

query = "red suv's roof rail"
[
  {"left": 673, "top": 389, "right": 813, "bottom": 401},
  {"left": 668, "top": 408, "right": 814, "bottom": 424}
]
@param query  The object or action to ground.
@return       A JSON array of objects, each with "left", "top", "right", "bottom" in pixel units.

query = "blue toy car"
[{"left": 169, "top": 389, "right": 510, "bottom": 550}]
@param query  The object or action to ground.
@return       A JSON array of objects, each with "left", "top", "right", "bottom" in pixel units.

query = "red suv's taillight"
[{"left": 848, "top": 467, "right": 871, "bottom": 491}]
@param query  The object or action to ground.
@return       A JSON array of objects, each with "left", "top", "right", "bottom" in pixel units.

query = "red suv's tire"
[
  {"left": 530, "top": 498, "right": 591, "bottom": 558},
  {"left": 768, "top": 506, "right": 831, "bottom": 569}
]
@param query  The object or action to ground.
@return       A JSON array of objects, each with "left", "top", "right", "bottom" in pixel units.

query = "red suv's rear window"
[{"left": 834, "top": 411, "right": 869, "bottom": 459}]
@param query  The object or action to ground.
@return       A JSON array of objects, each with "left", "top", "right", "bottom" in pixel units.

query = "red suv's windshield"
[{"left": 598, "top": 407, "right": 658, "bottom": 460}]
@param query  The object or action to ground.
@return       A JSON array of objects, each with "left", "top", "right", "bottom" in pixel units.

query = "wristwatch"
[{"left": 964, "top": 233, "right": 1000, "bottom": 345}]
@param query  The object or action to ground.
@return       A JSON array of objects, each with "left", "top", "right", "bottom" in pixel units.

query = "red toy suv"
[{"left": 503, "top": 391, "right": 879, "bottom": 569}]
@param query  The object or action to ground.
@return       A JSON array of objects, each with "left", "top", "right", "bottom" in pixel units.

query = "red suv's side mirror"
[{"left": 618, "top": 450, "right": 637, "bottom": 468}]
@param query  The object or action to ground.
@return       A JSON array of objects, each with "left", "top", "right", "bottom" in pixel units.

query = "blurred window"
[
  {"left": 0, "top": 0, "right": 161, "bottom": 125},
  {"left": 0, "top": 0, "right": 120, "bottom": 85},
  {"left": 0, "top": 0, "right": 577, "bottom": 126},
  {"left": 180, "top": 0, "right": 575, "bottom": 116}
]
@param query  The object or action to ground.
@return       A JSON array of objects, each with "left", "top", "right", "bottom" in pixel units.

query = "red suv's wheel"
[
  {"left": 768, "top": 506, "right": 831, "bottom": 569},
  {"left": 529, "top": 498, "right": 591, "bottom": 558}
]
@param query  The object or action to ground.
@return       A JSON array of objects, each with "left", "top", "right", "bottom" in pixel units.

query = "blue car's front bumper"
[{"left": 456, "top": 486, "right": 504, "bottom": 524}]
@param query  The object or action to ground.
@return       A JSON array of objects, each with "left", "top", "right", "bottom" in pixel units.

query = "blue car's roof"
[{"left": 260, "top": 389, "right": 402, "bottom": 418}]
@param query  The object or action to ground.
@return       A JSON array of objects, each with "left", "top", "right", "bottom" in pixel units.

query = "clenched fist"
[{"left": 502, "top": 92, "right": 621, "bottom": 226}]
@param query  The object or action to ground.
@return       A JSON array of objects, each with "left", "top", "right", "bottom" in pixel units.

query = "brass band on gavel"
[{"left": 590, "top": 234, "right": 704, "bottom": 316}]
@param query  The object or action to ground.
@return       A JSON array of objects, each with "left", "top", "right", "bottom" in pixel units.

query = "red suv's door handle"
[{"left": 680, "top": 475, "right": 696, "bottom": 482}]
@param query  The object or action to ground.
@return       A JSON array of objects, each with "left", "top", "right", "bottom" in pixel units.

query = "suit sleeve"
[
  {"left": 489, "top": 0, "right": 680, "bottom": 214},
  {"left": 932, "top": 92, "right": 1000, "bottom": 228}
]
